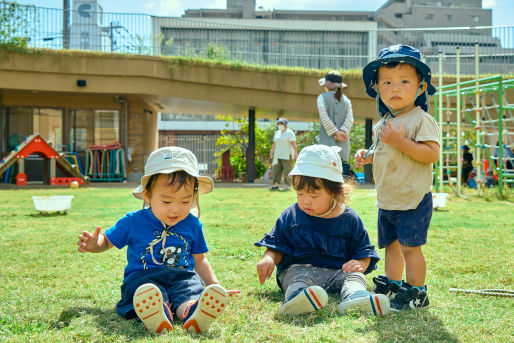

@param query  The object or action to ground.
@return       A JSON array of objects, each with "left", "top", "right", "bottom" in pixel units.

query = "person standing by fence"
[
  {"left": 269, "top": 118, "right": 298, "bottom": 190},
  {"left": 317, "top": 71, "right": 354, "bottom": 177}
]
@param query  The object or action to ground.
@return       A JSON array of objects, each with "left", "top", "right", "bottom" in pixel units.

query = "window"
[
  {"left": 71, "top": 110, "right": 119, "bottom": 151},
  {"left": 471, "top": 15, "right": 479, "bottom": 23},
  {"left": 5, "top": 107, "right": 63, "bottom": 150},
  {"left": 395, "top": 13, "right": 403, "bottom": 18},
  {"left": 447, "top": 14, "right": 452, "bottom": 21},
  {"left": 425, "top": 13, "right": 434, "bottom": 20}
]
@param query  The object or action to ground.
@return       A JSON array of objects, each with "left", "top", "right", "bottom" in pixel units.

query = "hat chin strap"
[{"left": 363, "top": 81, "right": 425, "bottom": 159}]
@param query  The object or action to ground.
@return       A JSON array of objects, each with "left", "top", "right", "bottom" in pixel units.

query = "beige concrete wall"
[
  {"left": 0, "top": 48, "right": 493, "bottom": 123},
  {"left": 1, "top": 48, "right": 511, "bottom": 175}
]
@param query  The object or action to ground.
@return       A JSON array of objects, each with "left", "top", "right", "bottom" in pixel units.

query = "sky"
[{"left": 12, "top": 0, "right": 514, "bottom": 26}]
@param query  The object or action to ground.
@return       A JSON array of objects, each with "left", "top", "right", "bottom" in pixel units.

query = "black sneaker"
[
  {"left": 372, "top": 275, "right": 401, "bottom": 299},
  {"left": 390, "top": 283, "right": 429, "bottom": 311}
]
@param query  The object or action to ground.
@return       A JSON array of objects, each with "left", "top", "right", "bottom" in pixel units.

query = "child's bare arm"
[
  {"left": 193, "top": 253, "right": 220, "bottom": 285},
  {"left": 256, "top": 248, "right": 283, "bottom": 285},
  {"left": 77, "top": 226, "right": 113, "bottom": 253},
  {"left": 380, "top": 121, "right": 439, "bottom": 163}
]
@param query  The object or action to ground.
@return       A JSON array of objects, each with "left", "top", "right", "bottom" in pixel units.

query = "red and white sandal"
[
  {"left": 183, "top": 284, "right": 228, "bottom": 333},
  {"left": 133, "top": 283, "right": 173, "bottom": 333}
]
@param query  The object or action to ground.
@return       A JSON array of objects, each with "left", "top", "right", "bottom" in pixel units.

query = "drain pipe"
[{"left": 114, "top": 96, "right": 128, "bottom": 148}]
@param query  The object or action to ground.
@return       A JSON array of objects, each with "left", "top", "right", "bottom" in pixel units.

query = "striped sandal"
[
  {"left": 337, "top": 290, "right": 390, "bottom": 316},
  {"left": 279, "top": 286, "right": 328, "bottom": 316},
  {"left": 183, "top": 284, "right": 228, "bottom": 333},
  {"left": 133, "top": 283, "right": 173, "bottom": 333}
]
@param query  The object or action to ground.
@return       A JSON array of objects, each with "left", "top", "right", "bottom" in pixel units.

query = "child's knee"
[{"left": 400, "top": 245, "right": 423, "bottom": 257}]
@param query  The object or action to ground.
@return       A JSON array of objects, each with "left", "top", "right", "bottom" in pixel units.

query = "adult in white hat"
[
  {"left": 317, "top": 70, "right": 354, "bottom": 177},
  {"left": 269, "top": 117, "right": 298, "bottom": 190}
]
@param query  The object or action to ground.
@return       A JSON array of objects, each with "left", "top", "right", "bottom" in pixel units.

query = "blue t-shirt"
[
  {"left": 255, "top": 203, "right": 379, "bottom": 276},
  {"left": 105, "top": 209, "right": 208, "bottom": 281}
]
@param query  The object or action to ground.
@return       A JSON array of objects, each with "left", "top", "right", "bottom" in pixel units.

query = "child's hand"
[
  {"left": 77, "top": 226, "right": 102, "bottom": 253},
  {"left": 256, "top": 255, "right": 275, "bottom": 285},
  {"left": 342, "top": 260, "right": 365, "bottom": 273},
  {"left": 380, "top": 121, "right": 405, "bottom": 148},
  {"left": 355, "top": 149, "right": 373, "bottom": 168}
]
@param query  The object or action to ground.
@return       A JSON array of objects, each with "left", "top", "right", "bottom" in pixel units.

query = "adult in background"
[
  {"left": 317, "top": 70, "right": 354, "bottom": 177},
  {"left": 461, "top": 145, "right": 473, "bottom": 183},
  {"left": 269, "top": 118, "right": 298, "bottom": 190}
]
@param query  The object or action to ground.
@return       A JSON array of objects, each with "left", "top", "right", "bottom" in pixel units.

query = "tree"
[
  {"left": 0, "top": 1, "right": 35, "bottom": 49},
  {"left": 215, "top": 115, "right": 274, "bottom": 179}
]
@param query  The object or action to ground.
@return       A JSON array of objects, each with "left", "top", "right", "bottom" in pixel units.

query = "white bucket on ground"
[
  {"left": 432, "top": 193, "right": 448, "bottom": 209},
  {"left": 32, "top": 195, "right": 74, "bottom": 213}
]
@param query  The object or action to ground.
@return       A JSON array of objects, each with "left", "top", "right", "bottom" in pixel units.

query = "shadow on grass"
[
  {"left": 50, "top": 306, "right": 146, "bottom": 338},
  {"left": 28, "top": 212, "right": 68, "bottom": 217},
  {"left": 250, "top": 288, "right": 284, "bottom": 303},
  {"left": 248, "top": 288, "right": 340, "bottom": 327},
  {"left": 50, "top": 306, "right": 226, "bottom": 341},
  {"left": 361, "top": 308, "right": 460, "bottom": 343}
]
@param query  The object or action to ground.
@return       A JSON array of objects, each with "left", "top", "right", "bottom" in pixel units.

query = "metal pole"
[
  {"left": 456, "top": 46, "right": 462, "bottom": 196},
  {"left": 438, "top": 50, "right": 443, "bottom": 193},
  {"left": 474, "top": 41, "right": 482, "bottom": 196},
  {"left": 498, "top": 77, "right": 504, "bottom": 195},
  {"left": 247, "top": 107, "right": 255, "bottom": 183},
  {"left": 364, "top": 118, "right": 373, "bottom": 183},
  {"left": 63, "top": 0, "right": 70, "bottom": 49}
]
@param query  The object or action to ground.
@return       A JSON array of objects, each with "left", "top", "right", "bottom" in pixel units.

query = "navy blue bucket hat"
[{"left": 363, "top": 44, "right": 436, "bottom": 116}]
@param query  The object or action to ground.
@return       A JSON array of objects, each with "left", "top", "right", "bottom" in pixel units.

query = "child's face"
[
  {"left": 376, "top": 63, "right": 427, "bottom": 115},
  {"left": 143, "top": 175, "right": 195, "bottom": 227},
  {"left": 295, "top": 184, "right": 334, "bottom": 217}
]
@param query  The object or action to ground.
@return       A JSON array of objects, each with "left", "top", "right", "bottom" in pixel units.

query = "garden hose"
[{"left": 449, "top": 288, "right": 514, "bottom": 297}]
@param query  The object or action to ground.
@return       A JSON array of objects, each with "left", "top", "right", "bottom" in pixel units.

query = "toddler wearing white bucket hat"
[
  {"left": 256, "top": 144, "right": 389, "bottom": 317},
  {"left": 132, "top": 146, "right": 213, "bottom": 216},
  {"left": 77, "top": 146, "right": 229, "bottom": 335}
]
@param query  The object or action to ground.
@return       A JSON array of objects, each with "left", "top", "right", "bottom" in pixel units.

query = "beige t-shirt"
[{"left": 373, "top": 106, "right": 440, "bottom": 210}]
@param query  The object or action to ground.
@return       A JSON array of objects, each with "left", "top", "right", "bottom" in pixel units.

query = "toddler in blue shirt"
[
  {"left": 77, "top": 147, "right": 228, "bottom": 334},
  {"left": 256, "top": 145, "right": 390, "bottom": 316}
]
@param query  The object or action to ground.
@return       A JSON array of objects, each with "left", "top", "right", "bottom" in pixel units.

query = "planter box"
[{"left": 32, "top": 195, "right": 74, "bottom": 214}]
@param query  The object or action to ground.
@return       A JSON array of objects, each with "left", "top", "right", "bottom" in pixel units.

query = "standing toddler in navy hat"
[
  {"left": 77, "top": 147, "right": 229, "bottom": 334},
  {"left": 256, "top": 145, "right": 389, "bottom": 317},
  {"left": 355, "top": 45, "right": 440, "bottom": 311}
]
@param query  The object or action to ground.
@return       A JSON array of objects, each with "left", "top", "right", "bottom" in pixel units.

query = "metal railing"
[
  {"left": 1, "top": 1, "right": 513, "bottom": 74},
  {"left": 159, "top": 133, "right": 221, "bottom": 177}
]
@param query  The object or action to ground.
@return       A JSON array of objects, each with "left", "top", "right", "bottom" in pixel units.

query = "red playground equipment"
[{"left": 0, "top": 134, "right": 89, "bottom": 186}]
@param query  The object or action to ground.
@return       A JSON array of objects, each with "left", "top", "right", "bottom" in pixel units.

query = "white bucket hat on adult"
[
  {"left": 132, "top": 146, "right": 213, "bottom": 201},
  {"left": 289, "top": 144, "right": 344, "bottom": 183},
  {"left": 318, "top": 70, "right": 348, "bottom": 89}
]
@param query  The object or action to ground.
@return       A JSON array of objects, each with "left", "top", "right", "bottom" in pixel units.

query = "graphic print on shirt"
[{"left": 139, "top": 228, "right": 190, "bottom": 269}]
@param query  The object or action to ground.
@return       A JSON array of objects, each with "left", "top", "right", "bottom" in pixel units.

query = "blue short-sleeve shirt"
[
  {"left": 105, "top": 209, "right": 208, "bottom": 281},
  {"left": 255, "top": 203, "right": 379, "bottom": 276}
]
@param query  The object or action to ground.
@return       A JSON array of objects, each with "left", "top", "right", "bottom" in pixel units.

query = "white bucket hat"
[
  {"left": 289, "top": 145, "right": 344, "bottom": 183},
  {"left": 318, "top": 70, "right": 348, "bottom": 89},
  {"left": 132, "top": 146, "right": 213, "bottom": 201}
]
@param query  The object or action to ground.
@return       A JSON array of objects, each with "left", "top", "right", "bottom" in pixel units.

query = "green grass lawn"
[{"left": 0, "top": 185, "right": 512, "bottom": 342}]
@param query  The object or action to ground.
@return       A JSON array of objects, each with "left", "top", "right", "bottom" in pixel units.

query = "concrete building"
[{"left": 376, "top": 0, "right": 491, "bottom": 29}]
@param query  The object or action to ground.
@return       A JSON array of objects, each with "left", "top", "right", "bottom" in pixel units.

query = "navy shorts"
[
  {"left": 377, "top": 192, "right": 433, "bottom": 249},
  {"left": 116, "top": 267, "right": 204, "bottom": 319}
]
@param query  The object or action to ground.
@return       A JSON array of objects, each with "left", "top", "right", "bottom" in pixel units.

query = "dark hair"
[
  {"left": 378, "top": 62, "right": 423, "bottom": 82},
  {"left": 334, "top": 87, "right": 342, "bottom": 102},
  {"left": 145, "top": 170, "right": 198, "bottom": 197},
  {"left": 292, "top": 175, "right": 353, "bottom": 204}
]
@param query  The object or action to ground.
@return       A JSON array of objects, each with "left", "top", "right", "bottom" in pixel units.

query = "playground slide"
[{"left": 0, "top": 134, "right": 89, "bottom": 185}]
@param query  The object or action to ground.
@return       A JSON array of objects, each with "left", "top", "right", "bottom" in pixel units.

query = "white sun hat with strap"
[{"left": 132, "top": 147, "right": 213, "bottom": 216}]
